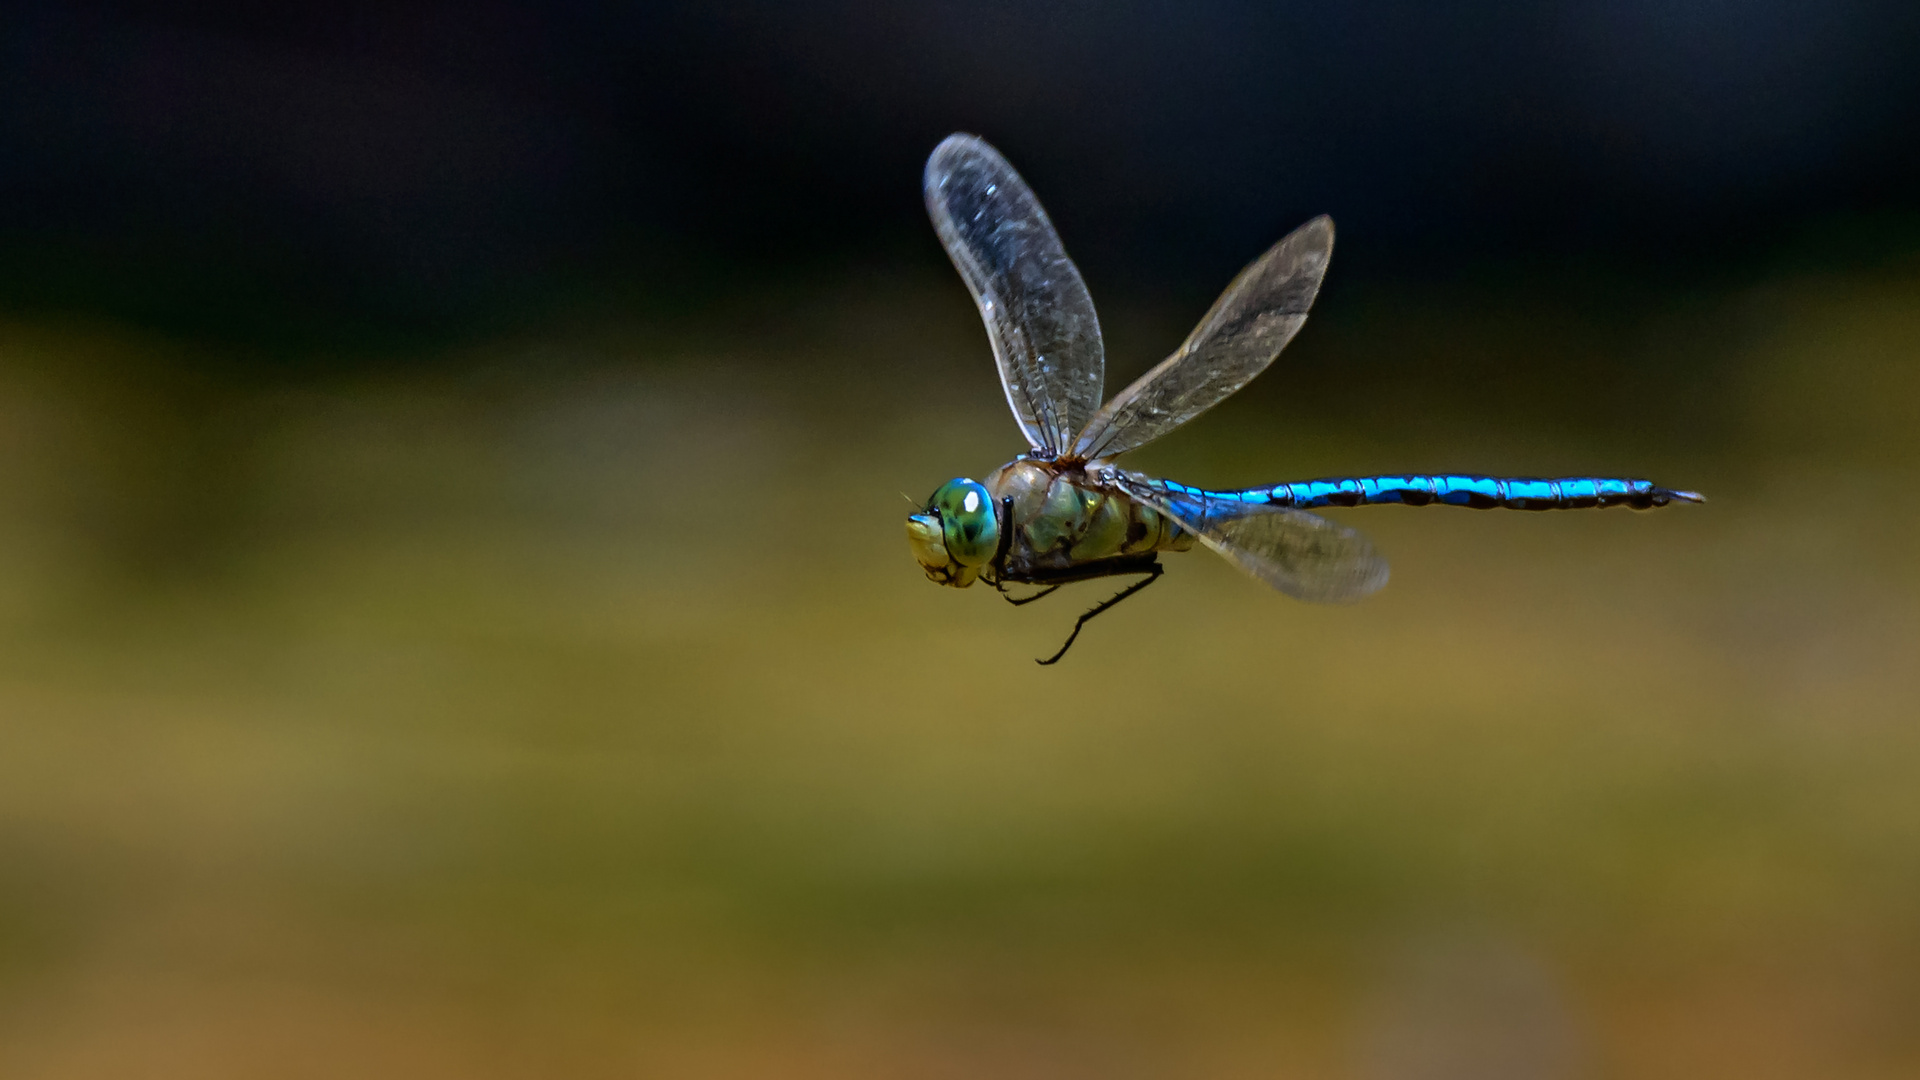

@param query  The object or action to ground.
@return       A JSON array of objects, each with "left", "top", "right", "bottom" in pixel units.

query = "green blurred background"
[{"left": 2, "top": 3, "right": 1919, "bottom": 1077}]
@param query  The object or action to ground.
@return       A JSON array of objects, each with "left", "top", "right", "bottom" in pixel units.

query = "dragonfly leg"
[
  {"left": 998, "top": 583, "right": 1062, "bottom": 606},
  {"left": 992, "top": 497, "right": 1015, "bottom": 564},
  {"left": 1036, "top": 563, "right": 1164, "bottom": 666}
]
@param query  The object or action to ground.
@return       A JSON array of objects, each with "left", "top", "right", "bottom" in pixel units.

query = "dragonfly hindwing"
[
  {"left": 1116, "top": 473, "right": 1389, "bottom": 604},
  {"left": 1073, "top": 215, "right": 1334, "bottom": 460}
]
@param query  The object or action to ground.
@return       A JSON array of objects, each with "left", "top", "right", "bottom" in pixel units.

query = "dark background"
[{"left": 5, "top": 0, "right": 1919, "bottom": 347}]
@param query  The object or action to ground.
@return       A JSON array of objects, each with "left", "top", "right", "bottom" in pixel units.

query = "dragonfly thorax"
[{"left": 985, "top": 458, "right": 1191, "bottom": 579}]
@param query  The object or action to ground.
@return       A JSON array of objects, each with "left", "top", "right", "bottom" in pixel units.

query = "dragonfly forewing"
[{"left": 925, "top": 134, "right": 1105, "bottom": 456}]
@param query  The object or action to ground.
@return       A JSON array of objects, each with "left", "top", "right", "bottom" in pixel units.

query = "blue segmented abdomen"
[{"left": 1160, "top": 475, "right": 1705, "bottom": 511}]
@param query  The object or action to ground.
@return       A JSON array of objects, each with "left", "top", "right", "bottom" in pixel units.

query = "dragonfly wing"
[
  {"left": 1116, "top": 472, "right": 1388, "bottom": 603},
  {"left": 925, "top": 134, "right": 1104, "bottom": 456},
  {"left": 1073, "top": 215, "right": 1333, "bottom": 460}
]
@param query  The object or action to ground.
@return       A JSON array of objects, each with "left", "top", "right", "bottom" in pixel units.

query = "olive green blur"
[{"left": 0, "top": 259, "right": 1918, "bottom": 1077}]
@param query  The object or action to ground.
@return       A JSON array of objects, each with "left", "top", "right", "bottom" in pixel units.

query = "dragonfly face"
[{"left": 905, "top": 477, "right": 999, "bottom": 588}]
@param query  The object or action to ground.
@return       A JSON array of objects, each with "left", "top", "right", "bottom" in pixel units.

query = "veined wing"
[
  {"left": 1073, "top": 215, "right": 1333, "bottom": 460},
  {"left": 925, "top": 134, "right": 1104, "bottom": 456},
  {"left": 1114, "top": 471, "right": 1388, "bottom": 603}
]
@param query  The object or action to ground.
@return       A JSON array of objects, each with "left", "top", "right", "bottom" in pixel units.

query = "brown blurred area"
[{"left": 0, "top": 258, "right": 1917, "bottom": 1078}]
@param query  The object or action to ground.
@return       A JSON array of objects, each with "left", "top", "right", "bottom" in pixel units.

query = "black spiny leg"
[
  {"left": 1036, "top": 563, "right": 1164, "bottom": 666},
  {"left": 998, "top": 583, "right": 1062, "bottom": 606}
]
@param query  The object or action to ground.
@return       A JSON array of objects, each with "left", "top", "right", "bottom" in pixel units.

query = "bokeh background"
[{"left": 2, "top": 2, "right": 1919, "bottom": 1077}]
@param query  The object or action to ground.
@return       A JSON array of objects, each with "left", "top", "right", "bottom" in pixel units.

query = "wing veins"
[
  {"left": 1113, "top": 472, "right": 1389, "bottom": 604},
  {"left": 1073, "top": 215, "right": 1334, "bottom": 460},
  {"left": 925, "top": 134, "right": 1105, "bottom": 455}
]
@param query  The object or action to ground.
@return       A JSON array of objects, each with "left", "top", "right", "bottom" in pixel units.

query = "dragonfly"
[{"left": 906, "top": 134, "right": 1703, "bottom": 665}]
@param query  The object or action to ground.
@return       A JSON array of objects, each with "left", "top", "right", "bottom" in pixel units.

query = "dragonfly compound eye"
[
  {"left": 905, "top": 478, "right": 998, "bottom": 588},
  {"left": 930, "top": 478, "right": 999, "bottom": 567}
]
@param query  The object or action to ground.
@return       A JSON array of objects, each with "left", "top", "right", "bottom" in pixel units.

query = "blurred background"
[{"left": 0, "top": 2, "right": 1918, "bottom": 1076}]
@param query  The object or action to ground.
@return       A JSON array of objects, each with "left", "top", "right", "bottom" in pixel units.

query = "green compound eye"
[{"left": 929, "top": 478, "right": 999, "bottom": 567}]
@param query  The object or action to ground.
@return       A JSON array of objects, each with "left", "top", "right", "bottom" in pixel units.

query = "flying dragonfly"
[{"left": 906, "top": 134, "right": 1703, "bottom": 664}]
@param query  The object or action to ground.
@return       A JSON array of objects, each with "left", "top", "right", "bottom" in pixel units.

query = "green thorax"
[{"left": 984, "top": 459, "right": 1192, "bottom": 577}]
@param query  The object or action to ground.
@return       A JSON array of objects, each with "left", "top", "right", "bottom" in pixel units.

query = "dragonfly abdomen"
[{"left": 1167, "top": 475, "right": 1705, "bottom": 512}]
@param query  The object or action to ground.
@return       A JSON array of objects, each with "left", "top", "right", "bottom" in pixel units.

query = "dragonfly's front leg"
[
  {"left": 997, "top": 582, "right": 1062, "bottom": 606},
  {"left": 1037, "top": 563, "right": 1164, "bottom": 666}
]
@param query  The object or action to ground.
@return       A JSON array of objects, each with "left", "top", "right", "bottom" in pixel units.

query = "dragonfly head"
[{"left": 906, "top": 477, "right": 1000, "bottom": 588}]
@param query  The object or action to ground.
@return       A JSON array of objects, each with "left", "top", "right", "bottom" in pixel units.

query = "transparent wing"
[
  {"left": 925, "top": 134, "right": 1105, "bottom": 456},
  {"left": 1115, "top": 472, "right": 1388, "bottom": 603},
  {"left": 1073, "top": 215, "right": 1333, "bottom": 460}
]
